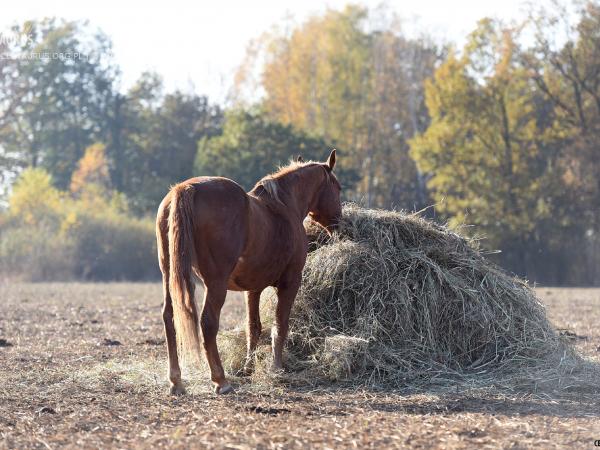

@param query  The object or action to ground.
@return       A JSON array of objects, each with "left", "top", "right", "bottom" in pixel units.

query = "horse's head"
[{"left": 307, "top": 150, "right": 342, "bottom": 233}]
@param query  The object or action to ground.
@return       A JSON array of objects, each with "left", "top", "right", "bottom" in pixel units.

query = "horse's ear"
[
  {"left": 325, "top": 149, "right": 336, "bottom": 171},
  {"left": 297, "top": 155, "right": 304, "bottom": 163}
]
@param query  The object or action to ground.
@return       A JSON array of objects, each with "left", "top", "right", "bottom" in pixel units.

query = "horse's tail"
[{"left": 168, "top": 183, "right": 201, "bottom": 364}]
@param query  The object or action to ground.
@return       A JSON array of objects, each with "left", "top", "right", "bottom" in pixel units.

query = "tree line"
[{"left": 0, "top": 2, "right": 599, "bottom": 284}]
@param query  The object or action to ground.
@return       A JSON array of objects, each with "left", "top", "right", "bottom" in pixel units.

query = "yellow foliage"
[
  {"left": 260, "top": 6, "right": 371, "bottom": 167},
  {"left": 4, "top": 165, "right": 154, "bottom": 281},
  {"left": 9, "top": 168, "right": 63, "bottom": 225},
  {"left": 410, "top": 21, "right": 555, "bottom": 244},
  {"left": 70, "top": 143, "right": 111, "bottom": 195}
]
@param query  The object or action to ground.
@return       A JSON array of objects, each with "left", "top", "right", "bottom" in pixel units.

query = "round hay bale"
[{"left": 222, "top": 204, "right": 589, "bottom": 389}]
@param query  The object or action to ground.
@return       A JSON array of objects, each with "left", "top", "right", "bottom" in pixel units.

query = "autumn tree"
[
  {"left": 410, "top": 19, "right": 563, "bottom": 275},
  {"left": 70, "top": 143, "right": 111, "bottom": 196},
  {"left": 235, "top": 5, "right": 440, "bottom": 208},
  {"left": 527, "top": 2, "right": 600, "bottom": 212},
  {"left": 8, "top": 167, "right": 63, "bottom": 226},
  {"left": 521, "top": 1, "right": 600, "bottom": 282}
]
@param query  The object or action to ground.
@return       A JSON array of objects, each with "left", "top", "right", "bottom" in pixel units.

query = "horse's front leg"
[
  {"left": 243, "top": 289, "right": 263, "bottom": 374},
  {"left": 272, "top": 276, "right": 301, "bottom": 370}
]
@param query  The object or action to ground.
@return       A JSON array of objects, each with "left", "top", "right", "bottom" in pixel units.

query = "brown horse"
[{"left": 156, "top": 150, "right": 341, "bottom": 394}]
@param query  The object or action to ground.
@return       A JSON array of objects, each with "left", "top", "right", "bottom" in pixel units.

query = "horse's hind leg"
[
  {"left": 162, "top": 276, "right": 184, "bottom": 395},
  {"left": 200, "top": 280, "right": 232, "bottom": 394},
  {"left": 157, "top": 200, "right": 184, "bottom": 395}
]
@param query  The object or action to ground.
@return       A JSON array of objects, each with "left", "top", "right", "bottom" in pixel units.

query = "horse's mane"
[{"left": 251, "top": 160, "right": 322, "bottom": 205}]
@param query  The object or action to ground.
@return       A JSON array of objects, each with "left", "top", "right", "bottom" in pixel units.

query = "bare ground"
[{"left": 0, "top": 283, "right": 599, "bottom": 449}]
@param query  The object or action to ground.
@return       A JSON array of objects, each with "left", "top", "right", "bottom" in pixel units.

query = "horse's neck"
[
  {"left": 283, "top": 166, "right": 323, "bottom": 220},
  {"left": 250, "top": 164, "right": 323, "bottom": 221}
]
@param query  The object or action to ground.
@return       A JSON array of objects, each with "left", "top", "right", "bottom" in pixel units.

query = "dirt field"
[{"left": 1, "top": 283, "right": 599, "bottom": 449}]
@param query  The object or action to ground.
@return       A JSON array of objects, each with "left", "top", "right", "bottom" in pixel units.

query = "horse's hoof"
[
  {"left": 170, "top": 384, "right": 185, "bottom": 396},
  {"left": 215, "top": 383, "right": 234, "bottom": 395},
  {"left": 271, "top": 364, "right": 285, "bottom": 374}
]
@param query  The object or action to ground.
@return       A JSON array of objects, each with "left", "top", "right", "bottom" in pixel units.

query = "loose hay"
[{"left": 221, "top": 204, "right": 597, "bottom": 390}]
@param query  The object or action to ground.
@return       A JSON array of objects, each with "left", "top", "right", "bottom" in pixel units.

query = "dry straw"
[{"left": 219, "top": 204, "right": 598, "bottom": 391}]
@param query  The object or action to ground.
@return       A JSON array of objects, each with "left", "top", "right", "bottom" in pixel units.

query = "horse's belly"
[{"left": 227, "top": 255, "right": 281, "bottom": 291}]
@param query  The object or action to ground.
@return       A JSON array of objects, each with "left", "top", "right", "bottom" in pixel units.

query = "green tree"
[
  {"left": 195, "top": 109, "right": 355, "bottom": 191},
  {"left": 0, "top": 19, "right": 117, "bottom": 188},
  {"left": 0, "top": 23, "right": 224, "bottom": 215},
  {"left": 115, "top": 73, "right": 222, "bottom": 212}
]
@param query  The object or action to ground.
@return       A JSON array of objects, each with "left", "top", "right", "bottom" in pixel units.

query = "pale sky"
[{"left": 1, "top": 0, "right": 548, "bottom": 104}]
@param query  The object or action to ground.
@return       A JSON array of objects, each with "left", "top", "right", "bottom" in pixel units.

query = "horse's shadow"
[
  {"left": 232, "top": 383, "right": 600, "bottom": 419},
  {"left": 360, "top": 392, "right": 599, "bottom": 418},
  {"left": 225, "top": 365, "right": 600, "bottom": 420}
]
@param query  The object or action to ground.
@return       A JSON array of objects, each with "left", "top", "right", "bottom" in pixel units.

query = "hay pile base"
[{"left": 219, "top": 204, "right": 596, "bottom": 391}]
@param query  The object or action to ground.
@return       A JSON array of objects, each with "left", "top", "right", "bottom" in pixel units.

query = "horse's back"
[
  {"left": 158, "top": 176, "right": 247, "bottom": 222},
  {"left": 160, "top": 176, "right": 250, "bottom": 281},
  {"left": 186, "top": 176, "right": 248, "bottom": 212}
]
